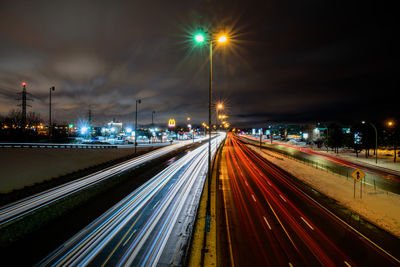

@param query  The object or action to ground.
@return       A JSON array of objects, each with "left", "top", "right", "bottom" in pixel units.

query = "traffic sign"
[{"left": 351, "top": 169, "right": 365, "bottom": 182}]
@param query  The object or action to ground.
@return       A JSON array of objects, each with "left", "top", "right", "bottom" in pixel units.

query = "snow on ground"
[
  {"left": 0, "top": 147, "right": 152, "bottom": 193},
  {"left": 317, "top": 148, "right": 400, "bottom": 173},
  {"left": 248, "top": 145, "right": 400, "bottom": 239},
  {"left": 274, "top": 140, "right": 400, "bottom": 173}
]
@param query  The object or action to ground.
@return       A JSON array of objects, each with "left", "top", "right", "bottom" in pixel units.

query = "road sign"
[{"left": 351, "top": 169, "right": 365, "bottom": 182}]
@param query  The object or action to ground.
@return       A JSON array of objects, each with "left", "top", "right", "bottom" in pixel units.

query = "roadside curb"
[{"left": 188, "top": 139, "right": 224, "bottom": 267}]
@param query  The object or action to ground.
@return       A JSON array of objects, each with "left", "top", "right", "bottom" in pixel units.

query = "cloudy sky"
[{"left": 0, "top": 0, "right": 397, "bottom": 127}]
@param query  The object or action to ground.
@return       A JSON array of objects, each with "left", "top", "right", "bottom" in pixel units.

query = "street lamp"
[
  {"left": 216, "top": 103, "right": 223, "bottom": 129},
  {"left": 362, "top": 121, "right": 378, "bottom": 164},
  {"left": 135, "top": 99, "right": 141, "bottom": 153},
  {"left": 386, "top": 120, "right": 397, "bottom": 163},
  {"left": 193, "top": 30, "right": 229, "bottom": 193},
  {"left": 49, "top": 86, "right": 55, "bottom": 139}
]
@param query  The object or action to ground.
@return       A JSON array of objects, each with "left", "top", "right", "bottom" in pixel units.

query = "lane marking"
[
  {"left": 266, "top": 199, "right": 298, "bottom": 250},
  {"left": 251, "top": 194, "right": 257, "bottom": 202},
  {"left": 279, "top": 195, "right": 287, "bottom": 202},
  {"left": 101, "top": 213, "right": 142, "bottom": 267},
  {"left": 289, "top": 263, "right": 293, "bottom": 267},
  {"left": 263, "top": 216, "right": 272, "bottom": 230},
  {"left": 344, "top": 261, "right": 351, "bottom": 267},
  {"left": 300, "top": 217, "right": 314, "bottom": 230},
  {"left": 122, "top": 229, "right": 137, "bottom": 246},
  {"left": 152, "top": 200, "right": 160, "bottom": 210}
]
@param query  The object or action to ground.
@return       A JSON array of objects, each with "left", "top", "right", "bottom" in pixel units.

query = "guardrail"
[{"left": 0, "top": 143, "right": 117, "bottom": 149}]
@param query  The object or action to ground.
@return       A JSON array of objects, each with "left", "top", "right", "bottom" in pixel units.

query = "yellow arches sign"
[{"left": 168, "top": 118, "right": 176, "bottom": 128}]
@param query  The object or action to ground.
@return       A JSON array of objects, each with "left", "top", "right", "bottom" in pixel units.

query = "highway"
[
  {"left": 38, "top": 133, "right": 226, "bottom": 266},
  {"left": 219, "top": 133, "right": 399, "bottom": 266},
  {"left": 0, "top": 139, "right": 203, "bottom": 227},
  {"left": 241, "top": 135, "right": 400, "bottom": 194}
]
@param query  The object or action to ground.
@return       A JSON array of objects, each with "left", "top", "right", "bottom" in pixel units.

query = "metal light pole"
[
  {"left": 387, "top": 121, "right": 396, "bottom": 163},
  {"left": 49, "top": 86, "right": 55, "bottom": 139},
  {"left": 135, "top": 99, "right": 141, "bottom": 154},
  {"left": 208, "top": 40, "right": 213, "bottom": 187},
  {"left": 152, "top": 110, "right": 155, "bottom": 127},
  {"left": 193, "top": 31, "right": 228, "bottom": 232}
]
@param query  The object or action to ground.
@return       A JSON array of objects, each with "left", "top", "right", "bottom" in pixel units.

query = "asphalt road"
[
  {"left": 38, "top": 134, "right": 225, "bottom": 266},
  {"left": 218, "top": 133, "right": 399, "bottom": 266},
  {"left": 242, "top": 135, "right": 400, "bottom": 194}
]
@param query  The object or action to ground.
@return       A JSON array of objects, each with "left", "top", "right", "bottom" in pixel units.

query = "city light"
[
  {"left": 194, "top": 33, "right": 205, "bottom": 43},
  {"left": 80, "top": 126, "right": 88, "bottom": 135},
  {"left": 22, "top": 82, "right": 26, "bottom": 86},
  {"left": 218, "top": 35, "right": 227, "bottom": 43},
  {"left": 126, "top": 128, "right": 132, "bottom": 133}
]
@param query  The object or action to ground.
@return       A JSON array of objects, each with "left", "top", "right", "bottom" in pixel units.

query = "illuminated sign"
[
  {"left": 354, "top": 132, "right": 362, "bottom": 144},
  {"left": 168, "top": 118, "right": 176, "bottom": 128}
]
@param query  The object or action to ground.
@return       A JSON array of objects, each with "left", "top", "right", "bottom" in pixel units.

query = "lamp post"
[
  {"left": 387, "top": 120, "right": 397, "bottom": 163},
  {"left": 362, "top": 121, "right": 378, "bottom": 164},
  {"left": 135, "top": 99, "right": 141, "bottom": 154},
  {"left": 216, "top": 103, "right": 224, "bottom": 130},
  {"left": 194, "top": 31, "right": 228, "bottom": 189},
  {"left": 49, "top": 86, "right": 55, "bottom": 139}
]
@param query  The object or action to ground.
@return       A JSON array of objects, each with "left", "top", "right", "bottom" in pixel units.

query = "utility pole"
[
  {"left": 17, "top": 82, "right": 32, "bottom": 130},
  {"left": 152, "top": 110, "right": 155, "bottom": 128},
  {"left": 49, "top": 86, "right": 55, "bottom": 139},
  {"left": 135, "top": 99, "right": 141, "bottom": 153}
]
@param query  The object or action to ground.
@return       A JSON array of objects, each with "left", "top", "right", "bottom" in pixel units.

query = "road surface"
[{"left": 218, "top": 133, "right": 399, "bottom": 266}]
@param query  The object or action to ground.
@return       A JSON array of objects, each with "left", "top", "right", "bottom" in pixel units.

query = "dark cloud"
[{"left": 0, "top": 0, "right": 398, "bottom": 127}]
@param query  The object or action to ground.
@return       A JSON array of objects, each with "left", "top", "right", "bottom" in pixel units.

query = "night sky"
[{"left": 0, "top": 0, "right": 398, "bottom": 127}]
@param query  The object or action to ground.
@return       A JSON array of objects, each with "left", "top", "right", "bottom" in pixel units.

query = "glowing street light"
[
  {"left": 218, "top": 35, "right": 227, "bottom": 43},
  {"left": 194, "top": 33, "right": 205, "bottom": 44},
  {"left": 80, "top": 126, "right": 88, "bottom": 135},
  {"left": 216, "top": 103, "right": 224, "bottom": 129}
]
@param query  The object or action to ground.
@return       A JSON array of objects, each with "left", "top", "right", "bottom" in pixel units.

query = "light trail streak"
[
  {"left": 38, "top": 133, "right": 226, "bottom": 266},
  {"left": 226, "top": 134, "right": 399, "bottom": 265},
  {"left": 242, "top": 135, "right": 400, "bottom": 183},
  {"left": 0, "top": 140, "right": 202, "bottom": 227}
]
